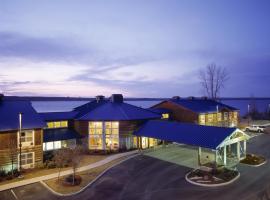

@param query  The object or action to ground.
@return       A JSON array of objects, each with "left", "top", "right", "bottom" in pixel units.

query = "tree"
[
  {"left": 8, "top": 136, "right": 18, "bottom": 176},
  {"left": 69, "top": 146, "right": 83, "bottom": 185},
  {"left": 53, "top": 149, "right": 70, "bottom": 182},
  {"left": 199, "top": 63, "right": 229, "bottom": 100}
]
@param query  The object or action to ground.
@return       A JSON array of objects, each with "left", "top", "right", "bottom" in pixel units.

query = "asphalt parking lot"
[{"left": 1, "top": 134, "right": 270, "bottom": 200}]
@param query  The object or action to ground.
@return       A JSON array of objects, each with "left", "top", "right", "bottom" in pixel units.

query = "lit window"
[
  {"left": 47, "top": 121, "right": 68, "bottom": 129},
  {"left": 60, "top": 121, "right": 68, "bottom": 127},
  {"left": 105, "top": 122, "right": 119, "bottom": 150},
  {"left": 233, "top": 112, "right": 238, "bottom": 119},
  {"left": 47, "top": 122, "right": 54, "bottom": 128},
  {"left": 54, "top": 141, "right": 61, "bottom": 149},
  {"left": 199, "top": 114, "right": 205, "bottom": 124},
  {"left": 20, "top": 152, "right": 34, "bottom": 167},
  {"left": 54, "top": 121, "right": 61, "bottom": 128},
  {"left": 19, "top": 130, "right": 34, "bottom": 147},
  {"left": 89, "top": 121, "right": 104, "bottom": 149},
  {"left": 46, "top": 142, "right": 54, "bottom": 150},
  {"left": 162, "top": 113, "right": 169, "bottom": 119},
  {"left": 217, "top": 113, "right": 222, "bottom": 121},
  {"left": 208, "top": 114, "right": 213, "bottom": 122},
  {"left": 224, "top": 112, "right": 228, "bottom": 120}
]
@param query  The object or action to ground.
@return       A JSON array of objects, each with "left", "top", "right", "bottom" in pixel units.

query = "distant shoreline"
[{"left": 2, "top": 96, "right": 270, "bottom": 101}]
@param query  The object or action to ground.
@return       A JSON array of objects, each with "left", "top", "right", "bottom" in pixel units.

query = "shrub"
[
  {"left": 47, "top": 161, "right": 57, "bottom": 169},
  {"left": 0, "top": 169, "right": 6, "bottom": 177}
]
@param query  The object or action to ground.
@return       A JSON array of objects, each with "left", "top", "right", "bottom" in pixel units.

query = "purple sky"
[{"left": 0, "top": 0, "right": 270, "bottom": 97}]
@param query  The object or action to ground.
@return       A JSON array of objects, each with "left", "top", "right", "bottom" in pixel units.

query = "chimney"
[
  {"left": 188, "top": 96, "right": 195, "bottom": 100},
  {"left": 96, "top": 95, "right": 105, "bottom": 103},
  {"left": 110, "top": 94, "right": 123, "bottom": 103},
  {"left": 172, "top": 96, "right": 181, "bottom": 100}
]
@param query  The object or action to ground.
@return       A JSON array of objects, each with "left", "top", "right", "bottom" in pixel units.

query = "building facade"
[
  {"left": 152, "top": 96, "right": 239, "bottom": 127},
  {"left": 0, "top": 98, "right": 45, "bottom": 171}
]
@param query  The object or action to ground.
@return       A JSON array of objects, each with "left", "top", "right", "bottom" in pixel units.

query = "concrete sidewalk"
[{"left": 0, "top": 150, "right": 138, "bottom": 192}]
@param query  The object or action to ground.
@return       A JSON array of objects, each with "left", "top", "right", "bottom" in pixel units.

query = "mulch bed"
[
  {"left": 240, "top": 154, "right": 266, "bottom": 165},
  {"left": 187, "top": 167, "right": 239, "bottom": 185}
]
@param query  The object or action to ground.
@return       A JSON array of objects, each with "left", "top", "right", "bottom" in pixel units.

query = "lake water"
[{"left": 32, "top": 99, "right": 270, "bottom": 116}]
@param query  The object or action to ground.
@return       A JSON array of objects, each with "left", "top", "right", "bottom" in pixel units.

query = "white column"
[
  {"left": 198, "top": 147, "right": 202, "bottom": 166},
  {"left": 223, "top": 145, "right": 227, "bottom": 166},
  {"left": 244, "top": 140, "right": 247, "bottom": 157},
  {"left": 215, "top": 150, "right": 218, "bottom": 164},
  {"left": 237, "top": 142, "right": 240, "bottom": 160}
]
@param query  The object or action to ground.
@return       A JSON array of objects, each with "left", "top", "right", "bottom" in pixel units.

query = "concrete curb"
[
  {"left": 241, "top": 159, "right": 267, "bottom": 167},
  {"left": 0, "top": 150, "right": 138, "bottom": 192},
  {"left": 185, "top": 170, "right": 240, "bottom": 187},
  {"left": 40, "top": 154, "right": 139, "bottom": 196}
]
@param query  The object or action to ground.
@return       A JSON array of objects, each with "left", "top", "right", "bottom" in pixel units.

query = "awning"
[
  {"left": 135, "top": 120, "right": 248, "bottom": 150},
  {"left": 43, "top": 128, "right": 81, "bottom": 143}
]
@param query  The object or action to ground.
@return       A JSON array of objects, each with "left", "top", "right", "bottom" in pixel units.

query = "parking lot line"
[{"left": 10, "top": 189, "right": 18, "bottom": 200}]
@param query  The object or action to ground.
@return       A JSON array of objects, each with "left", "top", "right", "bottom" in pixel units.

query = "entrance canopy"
[{"left": 135, "top": 120, "right": 249, "bottom": 150}]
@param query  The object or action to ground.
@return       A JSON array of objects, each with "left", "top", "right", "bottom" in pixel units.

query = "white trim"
[{"left": 216, "top": 129, "right": 250, "bottom": 149}]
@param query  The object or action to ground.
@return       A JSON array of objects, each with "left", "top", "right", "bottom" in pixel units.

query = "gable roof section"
[
  {"left": 76, "top": 101, "right": 161, "bottom": 121},
  {"left": 134, "top": 120, "right": 239, "bottom": 149},
  {"left": 169, "top": 99, "right": 238, "bottom": 114},
  {"left": 0, "top": 100, "right": 46, "bottom": 132},
  {"left": 39, "top": 111, "right": 78, "bottom": 121}
]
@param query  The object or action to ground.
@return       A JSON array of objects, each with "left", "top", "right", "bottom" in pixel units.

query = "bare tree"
[
  {"left": 199, "top": 63, "right": 229, "bottom": 99},
  {"left": 8, "top": 136, "right": 18, "bottom": 176},
  {"left": 69, "top": 146, "right": 83, "bottom": 185},
  {"left": 53, "top": 149, "right": 70, "bottom": 182}
]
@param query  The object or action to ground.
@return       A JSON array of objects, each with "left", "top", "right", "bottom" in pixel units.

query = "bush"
[
  {"left": 47, "top": 161, "right": 57, "bottom": 169},
  {"left": 0, "top": 169, "right": 6, "bottom": 177},
  {"left": 63, "top": 174, "right": 82, "bottom": 186}
]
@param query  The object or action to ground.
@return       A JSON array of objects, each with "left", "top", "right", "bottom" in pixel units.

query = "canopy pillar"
[
  {"left": 198, "top": 147, "right": 201, "bottom": 166},
  {"left": 223, "top": 145, "right": 227, "bottom": 166}
]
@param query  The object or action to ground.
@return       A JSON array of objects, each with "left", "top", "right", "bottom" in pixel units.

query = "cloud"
[{"left": 0, "top": 31, "right": 91, "bottom": 63}]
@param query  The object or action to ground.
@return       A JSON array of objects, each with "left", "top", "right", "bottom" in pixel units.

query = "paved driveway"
[
  {"left": 1, "top": 134, "right": 270, "bottom": 200},
  {"left": 144, "top": 144, "right": 199, "bottom": 168}
]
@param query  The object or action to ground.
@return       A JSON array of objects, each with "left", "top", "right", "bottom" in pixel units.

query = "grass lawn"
[
  {"left": 44, "top": 156, "right": 128, "bottom": 194},
  {"left": 0, "top": 154, "right": 108, "bottom": 186}
]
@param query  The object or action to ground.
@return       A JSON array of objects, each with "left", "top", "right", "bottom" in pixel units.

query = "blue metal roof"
[
  {"left": 75, "top": 100, "right": 161, "bottom": 121},
  {"left": 43, "top": 128, "right": 81, "bottom": 142},
  {"left": 39, "top": 111, "right": 78, "bottom": 121},
  {"left": 169, "top": 98, "right": 238, "bottom": 113},
  {"left": 0, "top": 100, "right": 46, "bottom": 132},
  {"left": 135, "top": 120, "right": 237, "bottom": 149}
]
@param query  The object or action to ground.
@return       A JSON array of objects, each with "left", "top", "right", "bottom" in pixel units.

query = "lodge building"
[
  {"left": 0, "top": 96, "right": 45, "bottom": 171},
  {"left": 152, "top": 96, "right": 239, "bottom": 127},
  {"left": 0, "top": 93, "right": 248, "bottom": 172}
]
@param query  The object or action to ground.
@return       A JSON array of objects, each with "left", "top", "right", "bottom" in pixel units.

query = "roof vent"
[
  {"left": 110, "top": 94, "right": 123, "bottom": 103},
  {"left": 96, "top": 95, "right": 105, "bottom": 103},
  {"left": 188, "top": 96, "right": 195, "bottom": 100},
  {"left": 172, "top": 96, "right": 181, "bottom": 100}
]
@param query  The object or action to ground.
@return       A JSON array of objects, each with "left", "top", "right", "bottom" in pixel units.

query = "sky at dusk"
[{"left": 0, "top": 0, "right": 270, "bottom": 98}]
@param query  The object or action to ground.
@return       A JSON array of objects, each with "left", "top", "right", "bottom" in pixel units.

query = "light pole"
[{"left": 19, "top": 112, "right": 22, "bottom": 171}]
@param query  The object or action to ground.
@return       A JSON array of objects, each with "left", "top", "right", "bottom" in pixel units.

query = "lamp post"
[{"left": 19, "top": 112, "right": 22, "bottom": 171}]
